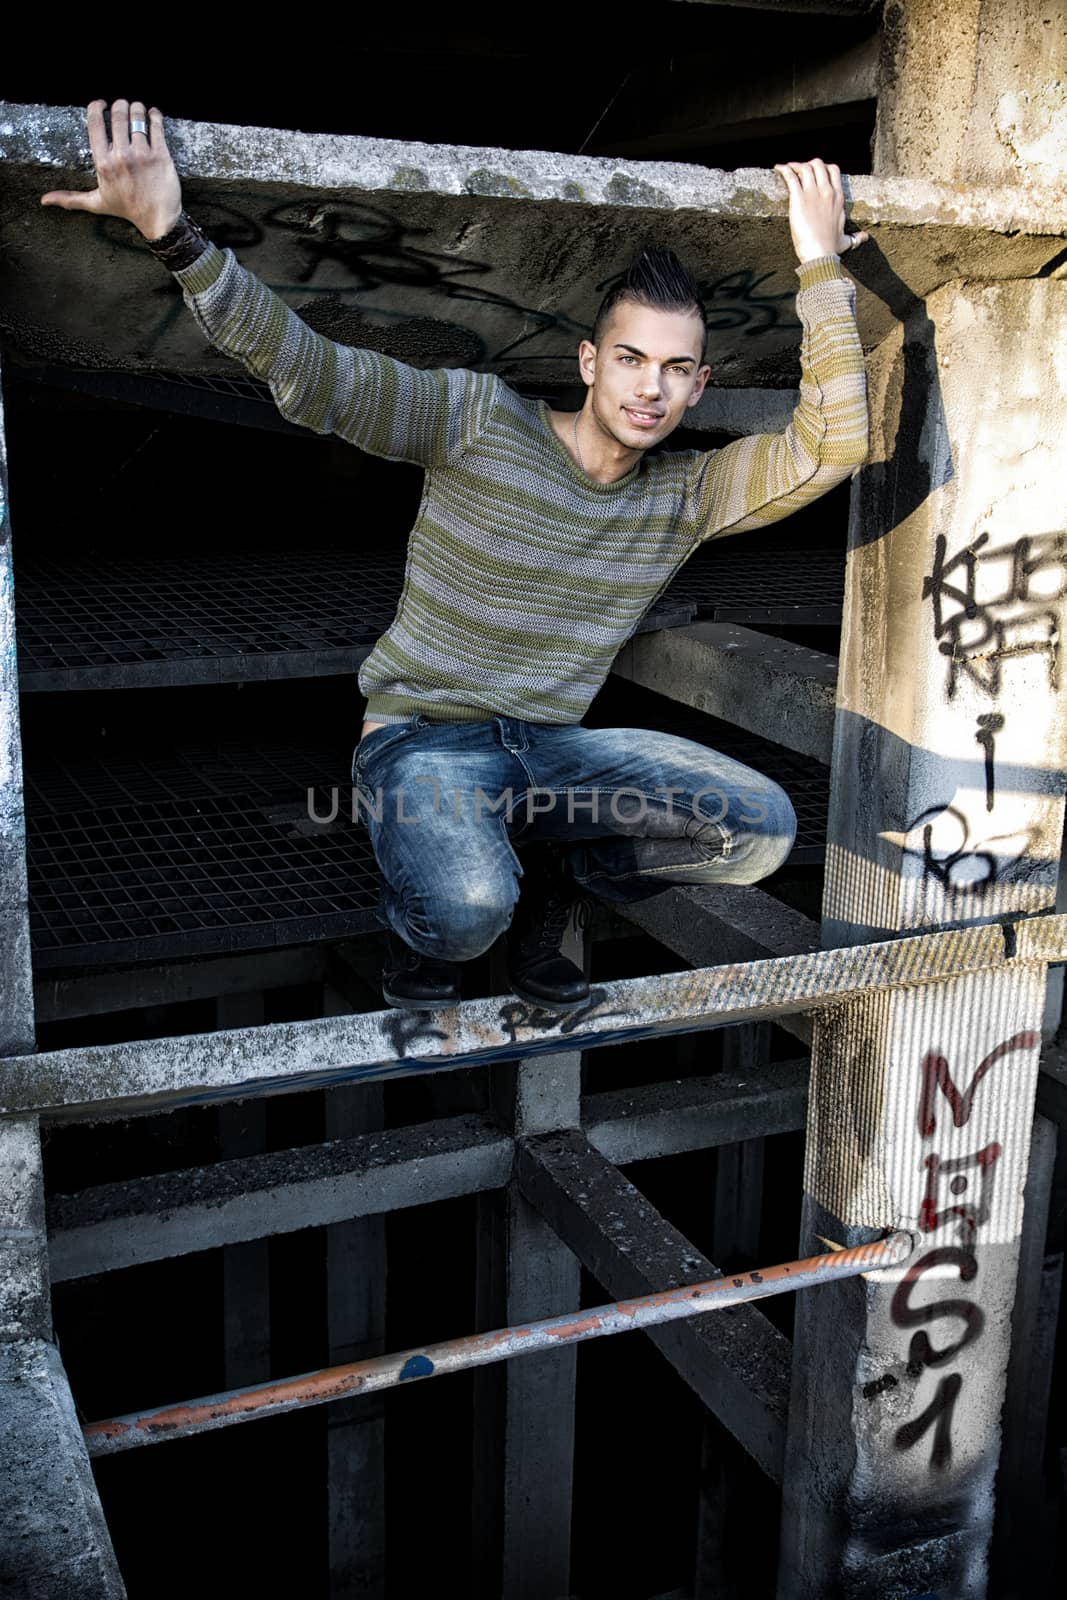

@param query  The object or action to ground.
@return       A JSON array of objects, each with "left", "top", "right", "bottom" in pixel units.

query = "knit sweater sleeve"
[
  {"left": 170, "top": 241, "right": 498, "bottom": 465},
  {"left": 685, "top": 255, "right": 868, "bottom": 544}
]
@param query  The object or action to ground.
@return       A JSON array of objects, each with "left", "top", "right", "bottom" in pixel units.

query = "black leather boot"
[
  {"left": 505, "top": 846, "right": 591, "bottom": 1012},
  {"left": 381, "top": 929, "right": 463, "bottom": 1010}
]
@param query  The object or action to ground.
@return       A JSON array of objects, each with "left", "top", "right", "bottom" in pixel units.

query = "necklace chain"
[{"left": 572, "top": 411, "right": 587, "bottom": 475}]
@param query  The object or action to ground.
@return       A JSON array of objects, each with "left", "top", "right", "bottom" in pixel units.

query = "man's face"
[{"left": 578, "top": 298, "right": 711, "bottom": 452}]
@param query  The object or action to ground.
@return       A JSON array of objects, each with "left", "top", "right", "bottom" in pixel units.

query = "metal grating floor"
[
  {"left": 13, "top": 544, "right": 844, "bottom": 697},
  {"left": 24, "top": 700, "right": 825, "bottom": 969},
  {"left": 13, "top": 552, "right": 695, "bottom": 692},
  {"left": 25, "top": 737, "right": 382, "bottom": 969},
  {"left": 664, "top": 544, "right": 844, "bottom": 624}
]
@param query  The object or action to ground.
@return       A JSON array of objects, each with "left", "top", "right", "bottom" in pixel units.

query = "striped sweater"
[{"left": 173, "top": 242, "right": 867, "bottom": 725}]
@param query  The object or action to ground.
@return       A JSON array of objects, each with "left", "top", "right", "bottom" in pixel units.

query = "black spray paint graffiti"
[
  {"left": 974, "top": 713, "right": 1004, "bottom": 812},
  {"left": 889, "top": 1031, "right": 1037, "bottom": 1471},
  {"left": 922, "top": 529, "right": 1066, "bottom": 700},
  {"left": 113, "top": 194, "right": 801, "bottom": 368},
  {"left": 903, "top": 803, "right": 1039, "bottom": 900}
]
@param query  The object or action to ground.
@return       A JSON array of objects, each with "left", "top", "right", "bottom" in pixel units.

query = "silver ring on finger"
[{"left": 130, "top": 119, "right": 148, "bottom": 136}]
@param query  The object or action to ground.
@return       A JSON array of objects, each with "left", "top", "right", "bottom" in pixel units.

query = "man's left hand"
[{"left": 773, "top": 159, "right": 869, "bottom": 264}]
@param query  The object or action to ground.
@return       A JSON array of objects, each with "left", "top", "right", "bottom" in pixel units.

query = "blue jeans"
[{"left": 351, "top": 714, "right": 797, "bottom": 963}]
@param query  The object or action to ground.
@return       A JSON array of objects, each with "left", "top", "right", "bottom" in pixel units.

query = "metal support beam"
[
  {"left": 612, "top": 623, "right": 837, "bottom": 764},
  {"left": 5, "top": 915, "right": 1067, "bottom": 1121},
  {"left": 515, "top": 1128, "right": 793, "bottom": 1482}
]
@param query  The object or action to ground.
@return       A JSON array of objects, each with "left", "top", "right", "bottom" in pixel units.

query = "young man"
[{"left": 42, "top": 99, "right": 870, "bottom": 1014}]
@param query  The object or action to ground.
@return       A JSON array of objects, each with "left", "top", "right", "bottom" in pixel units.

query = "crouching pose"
[{"left": 43, "top": 100, "right": 869, "bottom": 1012}]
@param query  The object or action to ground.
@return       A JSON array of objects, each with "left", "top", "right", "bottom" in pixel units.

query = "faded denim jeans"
[{"left": 351, "top": 714, "right": 797, "bottom": 963}]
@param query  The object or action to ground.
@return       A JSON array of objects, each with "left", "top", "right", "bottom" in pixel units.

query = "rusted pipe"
[{"left": 83, "top": 1230, "right": 914, "bottom": 1455}]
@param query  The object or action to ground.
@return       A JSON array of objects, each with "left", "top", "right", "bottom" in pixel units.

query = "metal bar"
[
  {"left": 82, "top": 1232, "right": 914, "bottom": 1457},
  {"left": 5, "top": 915, "right": 1066, "bottom": 1123}
]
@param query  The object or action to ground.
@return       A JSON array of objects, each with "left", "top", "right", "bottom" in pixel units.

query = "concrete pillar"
[
  {"left": 216, "top": 994, "right": 271, "bottom": 1390},
  {"left": 0, "top": 363, "right": 33, "bottom": 1059},
  {"left": 0, "top": 358, "right": 123, "bottom": 1594},
  {"left": 322, "top": 982, "right": 387, "bottom": 1600},
  {"left": 712, "top": 1023, "right": 772, "bottom": 1268},
  {"left": 778, "top": 276, "right": 1067, "bottom": 1598},
  {"left": 472, "top": 918, "right": 584, "bottom": 1598},
  {"left": 874, "top": 0, "right": 1067, "bottom": 188},
  {"left": 473, "top": 1052, "right": 581, "bottom": 1600}
]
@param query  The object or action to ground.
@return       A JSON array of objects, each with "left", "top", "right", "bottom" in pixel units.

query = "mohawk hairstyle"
[{"left": 591, "top": 246, "right": 708, "bottom": 361}]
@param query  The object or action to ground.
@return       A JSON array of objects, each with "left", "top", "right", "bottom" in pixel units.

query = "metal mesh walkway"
[
  {"left": 13, "top": 553, "right": 696, "bottom": 692},
  {"left": 24, "top": 696, "right": 827, "bottom": 968},
  {"left": 13, "top": 543, "right": 842, "bottom": 694}
]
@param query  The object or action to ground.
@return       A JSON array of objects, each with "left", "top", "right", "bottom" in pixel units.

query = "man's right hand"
[{"left": 40, "top": 99, "right": 182, "bottom": 242}]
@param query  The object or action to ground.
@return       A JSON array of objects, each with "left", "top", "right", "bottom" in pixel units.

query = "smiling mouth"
[{"left": 623, "top": 407, "right": 665, "bottom": 425}]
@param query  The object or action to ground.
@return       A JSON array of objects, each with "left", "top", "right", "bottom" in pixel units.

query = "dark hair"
[{"left": 592, "top": 246, "right": 707, "bottom": 361}]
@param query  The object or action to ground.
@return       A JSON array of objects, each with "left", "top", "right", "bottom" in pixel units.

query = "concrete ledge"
[
  {"left": 0, "top": 1339, "right": 125, "bottom": 1597},
  {"left": 612, "top": 621, "right": 838, "bottom": 763},
  {"left": 2, "top": 100, "right": 1064, "bottom": 393}
]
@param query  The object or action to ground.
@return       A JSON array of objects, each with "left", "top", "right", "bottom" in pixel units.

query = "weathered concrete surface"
[
  {"left": 0, "top": 355, "right": 33, "bottom": 1059},
  {"left": 47, "top": 1113, "right": 513, "bottom": 1281},
  {"left": 778, "top": 279, "right": 1067, "bottom": 1597},
  {"left": 612, "top": 621, "right": 837, "bottom": 763},
  {"left": 516, "top": 1128, "right": 792, "bottom": 1482},
  {"left": 616, "top": 880, "right": 820, "bottom": 1045},
  {"left": 0, "top": 101, "right": 1064, "bottom": 396},
  {"left": 0, "top": 1116, "right": 49, "bottom": 1345},
  {"left": 5, "top": 915, "right": 1065, "bottom": 1123},
  {"left": 825, "top": 279, "right": 1067, "bottom": 944},
  {"left": 875, "top": 0, "right": 1067, "bottom": 189},
  {"left": 0, "top": 1339, "right": 125, "bottom": 1598},
  {"left": 474, "top": 1050, "right": 582, "bottom": 1600}
]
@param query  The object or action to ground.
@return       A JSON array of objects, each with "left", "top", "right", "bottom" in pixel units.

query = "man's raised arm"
[
  {"left": 41, "top": 99, "right": 497, "bottom": 467},
  {"left": 687, "top": 158, "right": 870, "bottom": 545}
]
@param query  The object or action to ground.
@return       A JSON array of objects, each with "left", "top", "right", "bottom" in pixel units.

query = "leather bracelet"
[{"left": 142, "top": 209, "right": 210, "bottom": 272}]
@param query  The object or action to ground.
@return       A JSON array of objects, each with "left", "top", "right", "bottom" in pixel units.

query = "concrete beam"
[
  {"left": 33, "top": 946, "right": 326, "bottom": 1024},
  {"left": 46, "top": 1113, "right": 513, "bottom": 1282},
  {"left": 48, "top": 1061, "right": 808, "bottom": 1282},
  {"left": 515, "top": 1128, "right": 791, "bottom": 1482},
  {"left": 586, "top": 1057, "right": 808, "bottom": 1163},
  {"left": 599, "top": 33, "right": 879, "bottom": 160},
  {"left": 612, "top": 622, "right": 838, "bottom": 764},
  {"left": 0, "top": 1340, "right": 125, "bottom": 1598},
  {"left": 613, "top": 881, "right": 819, "bottom": 1045},
  {"left": 1, "top": 101, "right": 1064, "bottom": 399},
  {"left": 6, "top": 914, "right": 1067, "bottom": 1122}
]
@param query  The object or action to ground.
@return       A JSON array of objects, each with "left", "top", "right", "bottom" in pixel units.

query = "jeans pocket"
[{"left": 352, "top": 720, "right": 417, "bottom": 782}]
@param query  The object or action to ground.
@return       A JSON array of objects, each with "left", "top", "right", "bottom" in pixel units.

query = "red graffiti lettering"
[{"left": 917, "top": 1031, "right": 1037, "bottom": 1138}]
